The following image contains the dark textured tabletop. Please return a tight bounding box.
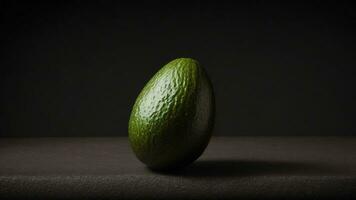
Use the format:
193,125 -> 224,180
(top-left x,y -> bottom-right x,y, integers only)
0,137 -> 355,199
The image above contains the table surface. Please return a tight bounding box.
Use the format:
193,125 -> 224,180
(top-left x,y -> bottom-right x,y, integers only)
0,137 -> 355,199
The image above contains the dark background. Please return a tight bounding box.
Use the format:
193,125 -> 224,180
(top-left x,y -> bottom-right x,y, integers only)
0,1 -> 355,137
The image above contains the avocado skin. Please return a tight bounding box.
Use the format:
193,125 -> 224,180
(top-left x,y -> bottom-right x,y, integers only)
128,58 -> 215,170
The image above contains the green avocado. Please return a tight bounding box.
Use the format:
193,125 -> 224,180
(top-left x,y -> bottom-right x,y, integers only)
128,58 -> 215,170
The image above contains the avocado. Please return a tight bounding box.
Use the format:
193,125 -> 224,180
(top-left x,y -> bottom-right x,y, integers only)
128,58 -> 215,170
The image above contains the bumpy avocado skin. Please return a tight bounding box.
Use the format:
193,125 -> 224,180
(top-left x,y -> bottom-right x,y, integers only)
128,58 -> 215,170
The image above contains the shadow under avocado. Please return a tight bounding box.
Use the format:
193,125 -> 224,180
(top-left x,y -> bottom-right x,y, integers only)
150,159 -> 339,178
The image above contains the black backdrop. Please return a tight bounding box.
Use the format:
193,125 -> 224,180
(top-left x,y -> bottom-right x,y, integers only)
1,1 -> 355,137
